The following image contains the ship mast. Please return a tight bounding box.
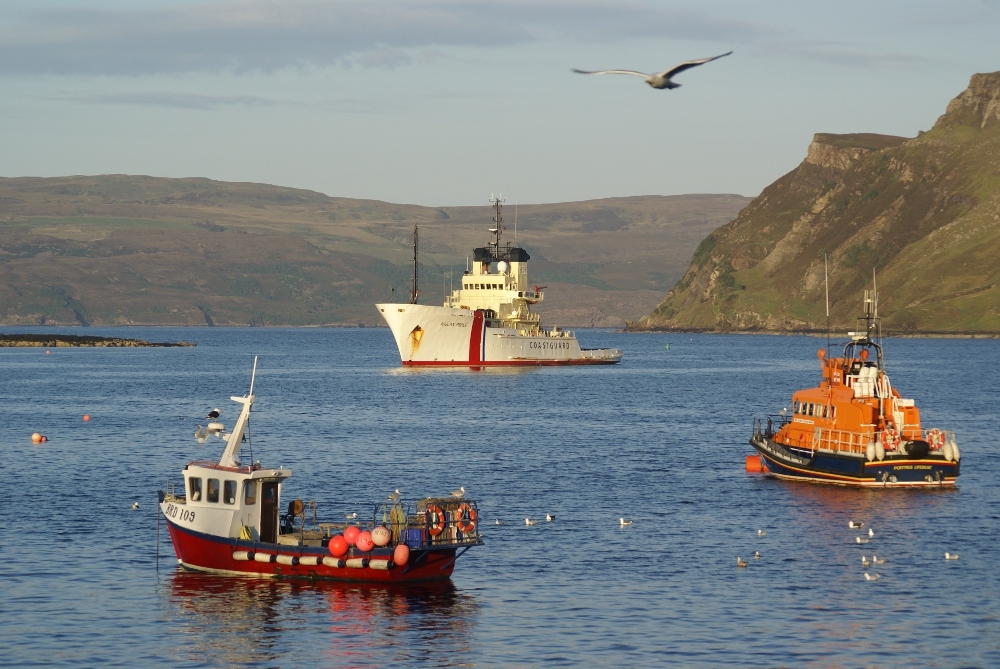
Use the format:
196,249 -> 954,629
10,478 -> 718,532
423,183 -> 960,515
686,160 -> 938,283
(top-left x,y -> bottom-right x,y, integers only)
409,224 -> 419,304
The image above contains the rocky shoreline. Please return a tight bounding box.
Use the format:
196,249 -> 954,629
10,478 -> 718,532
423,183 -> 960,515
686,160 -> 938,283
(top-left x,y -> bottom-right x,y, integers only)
0,333 -> 196,347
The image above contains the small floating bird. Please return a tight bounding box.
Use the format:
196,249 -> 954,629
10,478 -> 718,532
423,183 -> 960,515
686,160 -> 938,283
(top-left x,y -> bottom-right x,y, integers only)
495,519 -> 506,526
861,556 -> 870,567
864,572 -> 881,581
451,486 -> 466,499
345,512 -> 357,519
856,537 -> 870,544
753,551 -> 761,560
206,408 -> 221,419
872,555 -> 886,565
737,556 -> 748,568
546,514 -> 555,522
849,520 -> 865,529
945,552 -> 960,560
387,489 -> 400,502
758,529 -> 767,537
572,51 -> 732,90
620,518 -> 633,527
869,528 -> 875,538
525,518 -> 537,526
131,502 -> 139,510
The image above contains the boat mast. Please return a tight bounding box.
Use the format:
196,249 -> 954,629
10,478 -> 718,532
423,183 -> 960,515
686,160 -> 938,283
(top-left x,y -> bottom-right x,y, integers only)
409,224 -> 419,304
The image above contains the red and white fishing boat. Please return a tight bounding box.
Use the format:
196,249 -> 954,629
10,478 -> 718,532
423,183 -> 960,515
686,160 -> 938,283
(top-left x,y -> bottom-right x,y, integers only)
158,359 -> 482,582
376,196 -> 623,366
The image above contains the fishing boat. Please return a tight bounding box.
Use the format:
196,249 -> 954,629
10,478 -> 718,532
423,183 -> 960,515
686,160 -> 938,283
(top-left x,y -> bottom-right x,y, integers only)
749,289 -> 960,487
158,359 -> 483,581
376,196 -> 623,366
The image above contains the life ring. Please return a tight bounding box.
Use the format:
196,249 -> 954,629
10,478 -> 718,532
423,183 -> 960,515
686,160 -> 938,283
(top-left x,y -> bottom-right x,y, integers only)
926,428 -> 945,450
426,504 -> 446,537
880,427 -> 900,451
456,503 -> 477,533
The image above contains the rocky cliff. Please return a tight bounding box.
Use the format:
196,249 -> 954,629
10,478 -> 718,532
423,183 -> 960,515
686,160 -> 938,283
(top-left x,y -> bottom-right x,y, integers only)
632,71 -> 1000,334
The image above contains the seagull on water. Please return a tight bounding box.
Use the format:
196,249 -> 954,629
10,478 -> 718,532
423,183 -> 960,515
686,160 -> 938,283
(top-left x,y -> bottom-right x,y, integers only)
849,520 -> 865,529
620,517 -> 633,527
945,552 -> 960,560
525,518 -> 538,526
737,557 -> 748,568
387,489 -> 400,502
758,529 -> 767,537
753,551 -> 761,560
856,537 -> 870,544
495,519 -> 506,526
546,514 -> 555,522
451,486 -> 466,499
206,408 -> 221,419
869,528 -> 875,538
131,502 -> 139,510
864,572 -> 881,581
873,555 -> 886,565
345,512 -> 357,519
572,51 -> 732,90
861,555 -> 870,567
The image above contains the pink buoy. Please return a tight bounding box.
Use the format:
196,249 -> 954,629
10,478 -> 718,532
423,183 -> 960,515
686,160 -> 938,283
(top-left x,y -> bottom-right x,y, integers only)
356,530 -> 374,552
371,526 -> 391,547
328,535 -> 348,557
343,525 -> 361,546
393,543 -> 410,566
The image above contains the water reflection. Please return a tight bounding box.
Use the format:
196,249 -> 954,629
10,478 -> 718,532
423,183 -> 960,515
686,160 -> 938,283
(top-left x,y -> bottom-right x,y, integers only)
164,570 -> 478,668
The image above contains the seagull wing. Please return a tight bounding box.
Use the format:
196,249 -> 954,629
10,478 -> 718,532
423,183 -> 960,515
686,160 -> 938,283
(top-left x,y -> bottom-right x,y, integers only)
572,69 -> 649,78
658,51 -> 732,80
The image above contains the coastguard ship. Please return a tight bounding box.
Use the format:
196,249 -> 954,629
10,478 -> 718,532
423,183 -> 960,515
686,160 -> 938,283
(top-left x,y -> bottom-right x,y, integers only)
377,197 -> 623,367
159,359 -> 482,582
748,289 -> 960,487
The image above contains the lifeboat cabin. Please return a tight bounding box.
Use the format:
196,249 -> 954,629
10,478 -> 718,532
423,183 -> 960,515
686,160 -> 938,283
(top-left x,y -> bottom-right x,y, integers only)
750,294 -> 960,487
159,369 -> 482,582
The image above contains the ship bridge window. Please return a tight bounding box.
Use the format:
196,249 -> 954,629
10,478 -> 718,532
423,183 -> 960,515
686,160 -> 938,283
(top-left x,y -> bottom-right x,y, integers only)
188,477 -> 202,502
224,480 -> 237,505
244,480 -> 257,505
207,478 -> 220,503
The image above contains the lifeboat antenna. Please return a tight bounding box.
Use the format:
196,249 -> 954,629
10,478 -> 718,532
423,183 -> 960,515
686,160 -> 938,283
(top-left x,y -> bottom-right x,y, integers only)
514,199 -> 518,246
409,224 -> 419,304
825,253 -> 830,356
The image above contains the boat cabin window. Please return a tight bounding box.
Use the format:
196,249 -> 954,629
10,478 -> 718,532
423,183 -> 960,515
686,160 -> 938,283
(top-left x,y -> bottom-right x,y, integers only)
244,480 -> 257,505
188,477 -> 202,502
224,480 -> 237,505
207,478 -> 220,503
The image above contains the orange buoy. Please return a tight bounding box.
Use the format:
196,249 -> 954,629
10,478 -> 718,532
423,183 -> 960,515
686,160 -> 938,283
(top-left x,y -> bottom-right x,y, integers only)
83,414 -> 91,422
393,543 -> 410,566
328,535 -> 348,557
745,454 -> 764,473
343,525 -> 361,546
31,432 -> 43,444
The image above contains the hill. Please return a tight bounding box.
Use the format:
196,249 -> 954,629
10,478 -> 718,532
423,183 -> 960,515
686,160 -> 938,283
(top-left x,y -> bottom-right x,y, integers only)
631,71 -> 1000,334
0,177 -> 748,326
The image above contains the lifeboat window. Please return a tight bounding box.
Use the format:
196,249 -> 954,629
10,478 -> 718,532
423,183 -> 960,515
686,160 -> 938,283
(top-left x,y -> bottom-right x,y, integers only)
224,480 -> 237,505
188,477 -> 202,501
207,478 -> 220,503
244,480 -> 257,505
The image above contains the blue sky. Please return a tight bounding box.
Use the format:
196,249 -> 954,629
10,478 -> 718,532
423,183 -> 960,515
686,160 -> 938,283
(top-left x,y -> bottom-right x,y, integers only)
2,0 -> 998,205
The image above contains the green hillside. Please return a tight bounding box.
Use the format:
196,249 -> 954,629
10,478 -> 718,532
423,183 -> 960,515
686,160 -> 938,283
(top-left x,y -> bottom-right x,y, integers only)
632,70 -> 1000,334
0,176 -> 747,326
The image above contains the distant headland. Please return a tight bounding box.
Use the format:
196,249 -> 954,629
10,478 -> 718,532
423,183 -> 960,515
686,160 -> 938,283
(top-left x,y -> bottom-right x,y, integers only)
0,333 -> 195,347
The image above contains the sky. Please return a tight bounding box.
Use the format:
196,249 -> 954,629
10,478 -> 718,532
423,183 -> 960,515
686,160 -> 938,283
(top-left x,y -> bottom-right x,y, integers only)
1,0 -> 999,206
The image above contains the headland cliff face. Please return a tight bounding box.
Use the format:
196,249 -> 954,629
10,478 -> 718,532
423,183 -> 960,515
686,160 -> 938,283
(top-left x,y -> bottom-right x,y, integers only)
632,71 -> 1000,334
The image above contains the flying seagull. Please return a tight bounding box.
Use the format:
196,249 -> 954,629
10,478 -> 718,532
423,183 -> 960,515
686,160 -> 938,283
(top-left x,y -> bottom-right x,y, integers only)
572,51 -> 732,90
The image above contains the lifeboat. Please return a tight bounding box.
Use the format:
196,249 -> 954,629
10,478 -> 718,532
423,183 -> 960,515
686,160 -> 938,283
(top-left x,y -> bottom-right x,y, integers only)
749,289 -> 960,487
158,358 -> 483,582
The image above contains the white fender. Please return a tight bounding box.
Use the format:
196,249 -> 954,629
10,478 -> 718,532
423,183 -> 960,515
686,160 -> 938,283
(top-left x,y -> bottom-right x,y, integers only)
345,558 -> 369,569
232,551 -> 253,561
950,439 -> 960,461
298,556 -> 322,566
941,440 -> 954,462
369,559 -> 392,570
875,441 -> 885,461
322,557 -> 344,568
866,442 -> 876,462
275,554 -> 297,566
254,552 -> 275,563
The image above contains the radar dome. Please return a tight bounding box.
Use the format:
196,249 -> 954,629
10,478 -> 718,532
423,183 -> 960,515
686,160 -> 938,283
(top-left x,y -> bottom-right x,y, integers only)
497,261 -> 509,275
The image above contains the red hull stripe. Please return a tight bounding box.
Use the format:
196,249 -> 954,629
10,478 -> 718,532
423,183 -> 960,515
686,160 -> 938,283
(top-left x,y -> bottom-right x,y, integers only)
402,359 -> 619,367
469,311 -> 485,363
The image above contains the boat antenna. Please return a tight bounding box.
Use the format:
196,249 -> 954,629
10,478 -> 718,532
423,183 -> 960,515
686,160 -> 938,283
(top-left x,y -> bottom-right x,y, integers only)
514,199 -> 518,246
409,224 -> 419,304
825,253 -> 830,355
247,355 -> 257,464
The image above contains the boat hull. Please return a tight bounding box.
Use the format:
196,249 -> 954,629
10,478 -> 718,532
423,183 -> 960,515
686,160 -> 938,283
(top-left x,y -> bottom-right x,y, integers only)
750,436 -> 959,488
163,516 -> 460,583
376,303 -> 622,366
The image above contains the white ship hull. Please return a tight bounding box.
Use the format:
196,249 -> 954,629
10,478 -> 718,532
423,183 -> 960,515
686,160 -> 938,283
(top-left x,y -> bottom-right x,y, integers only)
377,303 -> 622,366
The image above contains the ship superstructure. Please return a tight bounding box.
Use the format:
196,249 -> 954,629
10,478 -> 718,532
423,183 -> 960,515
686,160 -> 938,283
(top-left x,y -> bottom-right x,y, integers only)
377,197 -> 622,366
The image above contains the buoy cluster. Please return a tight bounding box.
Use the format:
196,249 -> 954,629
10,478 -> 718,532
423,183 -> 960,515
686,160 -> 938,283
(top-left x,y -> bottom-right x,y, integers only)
31,432 -> 48,444
328,524 -> 410,567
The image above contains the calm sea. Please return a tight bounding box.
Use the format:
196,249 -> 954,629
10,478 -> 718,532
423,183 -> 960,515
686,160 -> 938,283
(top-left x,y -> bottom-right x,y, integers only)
1,327 -> 997,668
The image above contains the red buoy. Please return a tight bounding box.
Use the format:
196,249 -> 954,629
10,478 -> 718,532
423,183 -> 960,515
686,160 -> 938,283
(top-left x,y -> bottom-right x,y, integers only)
343,525 -> 361,546
83,414 -> 91,422
393,543 -> 410,566
328,535 -> 348,557
355,531 -> 374,552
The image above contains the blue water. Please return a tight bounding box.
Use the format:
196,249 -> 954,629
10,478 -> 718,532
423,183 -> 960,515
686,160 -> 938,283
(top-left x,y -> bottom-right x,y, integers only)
1,328 -> 998,668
